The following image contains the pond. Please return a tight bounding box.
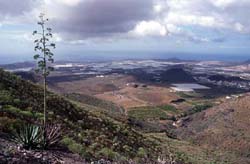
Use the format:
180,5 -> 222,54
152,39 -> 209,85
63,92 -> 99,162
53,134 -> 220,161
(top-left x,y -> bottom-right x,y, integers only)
171,83 -> 210,92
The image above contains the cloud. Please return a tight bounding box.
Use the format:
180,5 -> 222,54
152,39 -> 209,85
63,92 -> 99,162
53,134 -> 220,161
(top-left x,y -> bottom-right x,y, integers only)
212,37 -> 226,43
0,0 -> 36,16
164,0 -> 250,32
53,0 -> 82,7
1,0 -> 250,43
132,21 -> 168,37
129,0 -> 250,42
209,0 -> 250,8
0,0 -> 42,25
44,0 -> 155,40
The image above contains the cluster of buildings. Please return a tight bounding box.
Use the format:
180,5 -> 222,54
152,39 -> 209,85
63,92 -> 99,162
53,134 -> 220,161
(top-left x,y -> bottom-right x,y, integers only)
196,76 -> 250,91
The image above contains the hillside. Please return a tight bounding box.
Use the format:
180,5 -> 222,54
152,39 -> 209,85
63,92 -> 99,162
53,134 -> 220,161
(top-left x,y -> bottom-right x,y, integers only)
0,62 -> 35,70
0,69 -> 172,163
161,68 -> 196,83
65,93 -> 123,112
174,94 -> 250,164
2,68 -> 250,163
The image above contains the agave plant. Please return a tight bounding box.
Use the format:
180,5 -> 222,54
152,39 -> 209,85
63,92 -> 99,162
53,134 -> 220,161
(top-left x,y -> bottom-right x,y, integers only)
12,124 -> 42,150
42,124 -> 63,149
12,123 -> 63,150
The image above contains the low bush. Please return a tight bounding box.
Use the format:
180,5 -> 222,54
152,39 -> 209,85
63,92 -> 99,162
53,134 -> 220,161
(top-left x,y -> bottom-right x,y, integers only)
2,105 -> 43,120
159,105 -> 179,114
97,147 -> 120,160
128,108 -> 168,121
186,103 -> 213,115
137,147 -> 147,158
61,137 -> 87,156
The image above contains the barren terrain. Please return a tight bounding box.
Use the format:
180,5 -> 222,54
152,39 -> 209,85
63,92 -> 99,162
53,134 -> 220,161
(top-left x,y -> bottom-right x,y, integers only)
96,85 -> 178,109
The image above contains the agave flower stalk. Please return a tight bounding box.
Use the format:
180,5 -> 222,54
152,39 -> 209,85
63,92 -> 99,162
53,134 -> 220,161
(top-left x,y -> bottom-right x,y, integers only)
33,13 -> 56,147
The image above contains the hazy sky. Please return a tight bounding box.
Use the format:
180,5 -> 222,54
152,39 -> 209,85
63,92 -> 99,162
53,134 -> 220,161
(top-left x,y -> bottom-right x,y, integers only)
0,0 -> 250,62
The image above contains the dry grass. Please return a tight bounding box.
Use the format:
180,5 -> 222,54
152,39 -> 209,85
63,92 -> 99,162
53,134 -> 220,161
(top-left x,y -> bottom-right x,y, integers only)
96,85 -> 179,109
174,94 -> 250,164
53,74 -> 180,109
53,75 -> 135,95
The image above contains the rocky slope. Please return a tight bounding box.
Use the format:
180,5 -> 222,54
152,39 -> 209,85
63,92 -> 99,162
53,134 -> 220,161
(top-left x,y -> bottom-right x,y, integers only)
174,94 -> 250,163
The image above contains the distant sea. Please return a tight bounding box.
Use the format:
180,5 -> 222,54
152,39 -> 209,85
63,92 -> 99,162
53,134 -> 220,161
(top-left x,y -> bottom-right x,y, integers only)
0,51 -> 249,64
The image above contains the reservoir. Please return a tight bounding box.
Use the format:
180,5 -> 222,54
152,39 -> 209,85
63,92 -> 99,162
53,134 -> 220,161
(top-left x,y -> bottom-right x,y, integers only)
171,83 -> 210,92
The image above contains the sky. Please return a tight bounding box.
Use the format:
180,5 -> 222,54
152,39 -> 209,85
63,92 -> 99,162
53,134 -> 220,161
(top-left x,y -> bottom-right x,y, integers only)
0,0 -> 250,63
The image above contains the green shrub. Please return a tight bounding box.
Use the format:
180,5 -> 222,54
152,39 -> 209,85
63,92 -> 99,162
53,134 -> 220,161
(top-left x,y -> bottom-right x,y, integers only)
3,105 -> 20,114
89,142 -> 99,151
122,145 -> 132,155
0,117 -> 23,132
61,137 -> 87,156
97,147 -> 120,160
33,112 -> 43,119
20,110 -> 33,117
186,103 -> 213,115
13,98 -> 21,105
193,104 -> 212,112
69,143 -> 85,156
2,105 -> 43,120
159,105 -> 178,113
137,147 -> 147,158
0,90 -> 13,104
128,108 -> 168,121
61,137 -> 74,145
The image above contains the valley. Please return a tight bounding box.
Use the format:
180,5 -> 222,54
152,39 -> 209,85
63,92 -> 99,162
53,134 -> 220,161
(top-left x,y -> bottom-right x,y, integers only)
1,59 -> 250,163
4,59 -> 249,109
